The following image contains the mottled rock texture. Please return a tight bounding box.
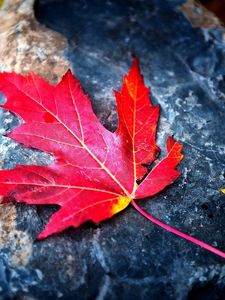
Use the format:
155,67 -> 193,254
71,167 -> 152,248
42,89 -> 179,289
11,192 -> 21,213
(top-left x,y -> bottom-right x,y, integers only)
179,0 -> 223,28
0,0 -> 69,83
0,0 -> 225,299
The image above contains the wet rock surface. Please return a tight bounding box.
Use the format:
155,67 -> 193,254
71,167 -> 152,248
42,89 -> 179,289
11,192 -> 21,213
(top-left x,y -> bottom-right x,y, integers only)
0,0 -> 225,299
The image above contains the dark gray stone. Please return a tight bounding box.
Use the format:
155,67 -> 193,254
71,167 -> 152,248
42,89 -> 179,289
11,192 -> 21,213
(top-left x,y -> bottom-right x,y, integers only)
0,0 -> 225,299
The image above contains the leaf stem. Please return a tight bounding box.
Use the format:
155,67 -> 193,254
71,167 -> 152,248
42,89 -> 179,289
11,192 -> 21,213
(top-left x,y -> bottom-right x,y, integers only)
131,200 -> 225,259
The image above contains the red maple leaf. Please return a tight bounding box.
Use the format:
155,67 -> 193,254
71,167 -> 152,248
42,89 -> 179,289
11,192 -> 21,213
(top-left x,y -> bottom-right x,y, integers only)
0,58 -> 224,259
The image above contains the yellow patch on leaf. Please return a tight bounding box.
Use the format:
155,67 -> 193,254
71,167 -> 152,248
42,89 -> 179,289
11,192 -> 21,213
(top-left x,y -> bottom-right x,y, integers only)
111,196 -> 131,214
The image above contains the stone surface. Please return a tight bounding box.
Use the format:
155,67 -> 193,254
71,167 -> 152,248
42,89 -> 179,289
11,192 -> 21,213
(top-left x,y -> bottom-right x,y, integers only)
0,0 -> 225,299
0,0 -> 69,84
179,0 -> 223,28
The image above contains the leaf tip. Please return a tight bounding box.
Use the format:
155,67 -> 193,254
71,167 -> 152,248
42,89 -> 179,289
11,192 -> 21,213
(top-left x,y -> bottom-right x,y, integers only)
131,55 -> 140,72
37,229 -> 50,240
166,136 -> 183,155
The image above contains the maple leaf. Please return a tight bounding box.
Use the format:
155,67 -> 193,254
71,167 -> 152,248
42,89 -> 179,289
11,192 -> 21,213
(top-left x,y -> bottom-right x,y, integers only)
0,58 -> 224,260
0,58 -> 182,238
